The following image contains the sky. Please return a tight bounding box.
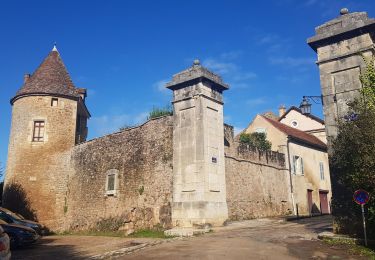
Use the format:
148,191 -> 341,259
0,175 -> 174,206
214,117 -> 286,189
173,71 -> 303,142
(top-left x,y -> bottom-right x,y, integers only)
1,0 -> 375,169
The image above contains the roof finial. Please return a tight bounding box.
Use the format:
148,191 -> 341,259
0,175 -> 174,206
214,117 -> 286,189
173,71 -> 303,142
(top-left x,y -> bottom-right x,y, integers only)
340,8 -> 349,15
193,59 -> 200,66
52,42 -> 58,52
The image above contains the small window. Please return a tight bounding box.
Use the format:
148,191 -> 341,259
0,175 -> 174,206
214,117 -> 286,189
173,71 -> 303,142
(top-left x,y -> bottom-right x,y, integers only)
292,155 -> 304,175
319,162 -> 324,180
255,128 -> 266,134
291,120 -> 298,128
105,169 -> 119,196
51,98 -> 58,107
32,121 -> 45,142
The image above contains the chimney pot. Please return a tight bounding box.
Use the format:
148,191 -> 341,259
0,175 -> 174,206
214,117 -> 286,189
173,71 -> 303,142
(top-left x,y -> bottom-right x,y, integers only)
24,74 -> 31,83
279,105 -> 286,118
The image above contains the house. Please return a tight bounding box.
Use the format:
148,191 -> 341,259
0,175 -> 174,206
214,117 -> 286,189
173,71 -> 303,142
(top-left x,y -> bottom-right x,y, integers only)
278,106 -> 327,144
245,113 -> 332,216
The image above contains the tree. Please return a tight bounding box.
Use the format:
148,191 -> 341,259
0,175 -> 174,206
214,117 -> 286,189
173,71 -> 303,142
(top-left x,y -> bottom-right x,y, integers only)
239,132 -> 272,151
330,56 -> 375,239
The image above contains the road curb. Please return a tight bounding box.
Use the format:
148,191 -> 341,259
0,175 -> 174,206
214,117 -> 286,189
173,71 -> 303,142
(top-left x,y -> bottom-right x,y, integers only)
89,237 -> 187,259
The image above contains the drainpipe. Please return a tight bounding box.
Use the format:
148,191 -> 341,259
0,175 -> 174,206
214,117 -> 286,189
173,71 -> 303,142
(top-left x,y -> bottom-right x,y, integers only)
286,136 -> 296,215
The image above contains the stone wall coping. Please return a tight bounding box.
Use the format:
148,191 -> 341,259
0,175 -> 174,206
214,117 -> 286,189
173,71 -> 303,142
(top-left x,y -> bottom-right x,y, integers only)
75,115 -> 173,147
225,154 -> 287,171
226,141 -> 286,168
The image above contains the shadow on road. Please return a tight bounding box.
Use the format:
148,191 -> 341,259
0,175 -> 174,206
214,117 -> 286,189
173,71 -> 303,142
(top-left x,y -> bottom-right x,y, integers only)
288,215 -> 333,233
11,237 -> 86,260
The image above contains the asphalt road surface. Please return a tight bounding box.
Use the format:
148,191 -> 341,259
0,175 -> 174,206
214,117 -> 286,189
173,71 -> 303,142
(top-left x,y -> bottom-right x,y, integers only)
12,216 -> 368,260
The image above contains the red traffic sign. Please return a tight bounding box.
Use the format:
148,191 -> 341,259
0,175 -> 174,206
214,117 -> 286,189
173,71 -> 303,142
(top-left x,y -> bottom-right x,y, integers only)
353,189 -> 370,205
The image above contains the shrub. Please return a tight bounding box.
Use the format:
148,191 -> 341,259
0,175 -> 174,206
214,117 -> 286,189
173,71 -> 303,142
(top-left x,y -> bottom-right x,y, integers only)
147,105 -> 173,120
239,132 -> 272,151
330,56 -> 375,239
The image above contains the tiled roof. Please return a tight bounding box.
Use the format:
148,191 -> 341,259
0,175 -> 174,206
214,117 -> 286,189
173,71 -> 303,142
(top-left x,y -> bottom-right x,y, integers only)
11,49 -> 80,104
278,106 -> 325,124
263,116 -> 327,150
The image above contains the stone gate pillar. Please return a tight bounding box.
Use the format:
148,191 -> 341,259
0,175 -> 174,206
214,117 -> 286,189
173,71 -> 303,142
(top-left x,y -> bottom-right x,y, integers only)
166,60 -> 229,229
307,8 -> 375,146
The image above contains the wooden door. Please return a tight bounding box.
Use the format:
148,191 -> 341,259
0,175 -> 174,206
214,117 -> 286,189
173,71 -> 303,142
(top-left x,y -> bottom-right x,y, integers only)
319,191 -> 329,214
307,190 -> 313,215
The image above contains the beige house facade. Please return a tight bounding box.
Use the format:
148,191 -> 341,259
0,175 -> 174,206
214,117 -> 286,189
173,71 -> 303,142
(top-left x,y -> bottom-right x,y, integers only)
245,114 -> 332,216
279,106 -> 327,144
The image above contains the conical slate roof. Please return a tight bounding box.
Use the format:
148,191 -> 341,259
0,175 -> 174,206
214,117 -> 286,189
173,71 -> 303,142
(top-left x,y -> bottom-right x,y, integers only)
11,47 -> 81,104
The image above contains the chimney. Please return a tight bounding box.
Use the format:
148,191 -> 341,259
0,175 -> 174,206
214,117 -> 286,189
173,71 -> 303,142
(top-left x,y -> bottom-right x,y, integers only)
24,74 -> 31,83
279,105 -> 286,117
77,88 -> 87,101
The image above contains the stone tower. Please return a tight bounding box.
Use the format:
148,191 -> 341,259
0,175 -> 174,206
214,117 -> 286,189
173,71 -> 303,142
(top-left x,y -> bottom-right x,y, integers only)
3,46 -> 90,229
166,60 -> 229,228
307,8 -> 375,145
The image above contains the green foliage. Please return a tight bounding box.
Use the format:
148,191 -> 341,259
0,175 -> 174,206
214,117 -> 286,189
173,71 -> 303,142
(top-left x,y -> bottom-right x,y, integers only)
63,197 -> 68,214
129,229 -> 169,238
239,132 -> 272,151
94,217 -> 124,231
360,55 -> 375,109
331,56 -> 375,239
147,105 -> 173,120
138,185 -> 144,195
323,238 -> 375,258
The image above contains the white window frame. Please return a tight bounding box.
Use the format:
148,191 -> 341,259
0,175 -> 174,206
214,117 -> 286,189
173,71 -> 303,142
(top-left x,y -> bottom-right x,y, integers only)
255,128 -> 266,134
292,155 -> 304,175
32,120 -> 45,142
105,169 -> 119,196
319,162 -> 325,180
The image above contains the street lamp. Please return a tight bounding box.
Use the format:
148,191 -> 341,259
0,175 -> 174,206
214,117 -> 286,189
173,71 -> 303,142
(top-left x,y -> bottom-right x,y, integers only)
299,95 -> 323,115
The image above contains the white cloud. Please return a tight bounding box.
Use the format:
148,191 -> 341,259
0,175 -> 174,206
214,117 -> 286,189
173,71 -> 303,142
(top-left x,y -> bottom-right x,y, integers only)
233,126 -> 245,136
224,115 -> 231,122
202,54 -> 257,90
153,79 -> 169,93
203,59 -> 238,75
134,112 -> 149,124
232,72 -> 257,81
269,56 -> 315,67
246,97 -> 267,107
220,50 -> 243,60
89,114 -> 131,136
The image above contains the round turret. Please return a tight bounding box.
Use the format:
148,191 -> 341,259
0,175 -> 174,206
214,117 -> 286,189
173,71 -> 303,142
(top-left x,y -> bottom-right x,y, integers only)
3,47 -> 90,229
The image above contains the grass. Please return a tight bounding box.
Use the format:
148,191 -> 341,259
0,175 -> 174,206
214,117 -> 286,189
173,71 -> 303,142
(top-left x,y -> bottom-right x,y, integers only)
323,238 -> 375,259
57,229 -> 170,239
129,229 -> 169,238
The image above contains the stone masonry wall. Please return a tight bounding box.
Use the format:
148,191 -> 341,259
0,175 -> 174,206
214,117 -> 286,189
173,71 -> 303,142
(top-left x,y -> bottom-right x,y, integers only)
224,127 -> 292,220
65,116 -> 173,233
3,96 -> 78,230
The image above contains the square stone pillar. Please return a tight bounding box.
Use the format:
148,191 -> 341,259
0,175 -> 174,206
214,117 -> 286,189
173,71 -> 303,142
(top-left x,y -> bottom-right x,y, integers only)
307,8 -> 375,147
166,60 -> 229,227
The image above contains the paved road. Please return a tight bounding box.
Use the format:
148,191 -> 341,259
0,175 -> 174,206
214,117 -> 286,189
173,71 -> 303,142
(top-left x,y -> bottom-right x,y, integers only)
118,216 -> 366,260
12,216 -> 367,260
